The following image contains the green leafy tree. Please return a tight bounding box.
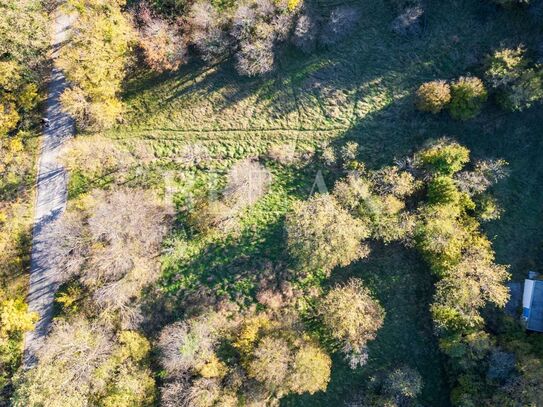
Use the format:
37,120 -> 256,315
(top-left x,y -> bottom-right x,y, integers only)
416,140 -> 470,176
318,279 -> 385,364
449,76 -> 488,120
286,194 -> 371,276
485,47 -> 543,111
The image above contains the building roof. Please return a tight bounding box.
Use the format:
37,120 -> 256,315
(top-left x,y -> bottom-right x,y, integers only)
523,279 -> 543,332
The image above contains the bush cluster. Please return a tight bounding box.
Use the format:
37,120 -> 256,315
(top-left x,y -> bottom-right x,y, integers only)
416,77 -> 487,120
485,47 -> 543,111
158,310 -> 332,405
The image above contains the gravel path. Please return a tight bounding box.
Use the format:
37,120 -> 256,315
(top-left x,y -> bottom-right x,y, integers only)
23,11 -> 74,367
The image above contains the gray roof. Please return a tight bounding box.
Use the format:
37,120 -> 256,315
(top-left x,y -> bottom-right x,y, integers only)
527,281 -> 543,332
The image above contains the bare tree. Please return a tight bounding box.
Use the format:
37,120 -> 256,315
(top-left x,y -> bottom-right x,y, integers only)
223,159 -> 272,210
139,17 -> 188,72
189,1 -> 231,63
319,6 -> 361,46
236,38 -> 275,76
292,14 -> 319,53
39,211 -> 89,282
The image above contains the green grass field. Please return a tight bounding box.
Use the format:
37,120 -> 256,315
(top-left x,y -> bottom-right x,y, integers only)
66,0 -> 543,404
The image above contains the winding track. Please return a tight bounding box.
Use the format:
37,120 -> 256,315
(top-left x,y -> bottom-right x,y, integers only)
23,11 -> 74,366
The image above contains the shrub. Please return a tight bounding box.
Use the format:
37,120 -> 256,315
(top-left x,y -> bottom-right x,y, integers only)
188,200 -> 236,233
286,194 -> 371,274
267,143 -> 299,165
391,6 -> 424,37
385,366 -> 423,399
477,195 -> 502,221
0,101 -> 20,136
492,0 -> 531,6
497,69 -> 543,111
292,13 -> 319,53
321,145 -> 336,166
340,141 -> 359,162
485,47 -> 527,88
318,279 -> 385,356
223,159 -> 272,210
151,0 -> 192,15
449,76 -> 488,120
415,80 -> 451,113
319,6 -> 361,46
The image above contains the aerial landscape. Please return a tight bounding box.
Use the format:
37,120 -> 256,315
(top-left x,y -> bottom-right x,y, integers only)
1,0 -> 543,406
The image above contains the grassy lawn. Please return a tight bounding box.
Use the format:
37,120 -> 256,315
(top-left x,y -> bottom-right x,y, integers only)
65,0 -> 543,405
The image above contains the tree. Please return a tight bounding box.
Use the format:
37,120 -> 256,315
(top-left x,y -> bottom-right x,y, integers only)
0,0 -> 48,68
236,38 -> 276,76
159,310 -> 332,404
431,246 -> 510,334
448,76 -> 488,120
319,6 -> 361,46
485,47 -> 543,111
231,0 -> 295,76
318,279 -> 385,364
158,313 -> 226,377
247,336 -> 291,388
42,189 -> 172,322
287,343 -> 331,395
333,173 -> 414,243
427,176 -> 461,205
0,297 -> 37,391
286,194 -> 371,275
292,13 -> 319,54
138,16 -> 188,72
416,139 -> 470,176
385,366 -> 423,400
13,318 -> 155,407
58,0 -> 134,130
415,80 -> 451,113
188,1 -> 231,63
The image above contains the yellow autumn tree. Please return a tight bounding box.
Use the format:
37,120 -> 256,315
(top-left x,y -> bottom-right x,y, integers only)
58,0 -> 134,130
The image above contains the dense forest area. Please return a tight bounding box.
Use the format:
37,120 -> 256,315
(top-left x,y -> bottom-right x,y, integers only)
2,0 -> 543,406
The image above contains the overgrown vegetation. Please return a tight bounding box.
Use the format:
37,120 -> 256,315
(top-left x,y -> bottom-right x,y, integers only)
7,0 -> 543,406
0,0 -> 48,402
